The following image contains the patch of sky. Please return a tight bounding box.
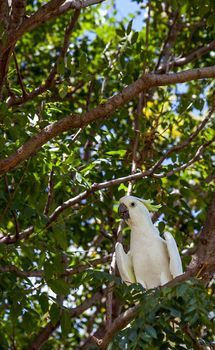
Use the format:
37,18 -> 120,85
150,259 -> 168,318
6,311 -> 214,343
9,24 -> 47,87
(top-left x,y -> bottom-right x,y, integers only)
175,83 -> 189,95
115,0 -> 144,31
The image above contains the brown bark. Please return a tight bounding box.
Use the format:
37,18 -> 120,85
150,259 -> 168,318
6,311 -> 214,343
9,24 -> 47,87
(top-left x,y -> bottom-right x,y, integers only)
0,65 -> 215,175
189,191 -> 215,278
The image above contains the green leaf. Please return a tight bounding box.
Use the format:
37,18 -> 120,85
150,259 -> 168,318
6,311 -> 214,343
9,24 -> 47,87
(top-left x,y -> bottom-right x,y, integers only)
61,309 -> 71,337
44,261 -> 54,280
127,20 -> 133,35
75,172 -> 83,183
145,325 -> 157,339
176,283 -> 188,298
59,84 -> 68,99
48,278 -> 70,295
116,28 -> 125,37
106,150 -> 127,156
49,303 -> 61,325
131,31 -> 139,44
39,293 -> 49,314
57,59 -> 65,75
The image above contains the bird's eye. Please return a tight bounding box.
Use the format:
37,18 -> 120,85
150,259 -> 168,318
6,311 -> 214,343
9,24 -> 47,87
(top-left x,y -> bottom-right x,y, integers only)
130,202 -> 135,207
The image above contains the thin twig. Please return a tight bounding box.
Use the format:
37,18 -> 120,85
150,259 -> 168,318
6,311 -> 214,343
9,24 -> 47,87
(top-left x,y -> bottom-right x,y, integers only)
43,169 -> 55,215
13,51 -> 27,96
93,268 -> 200,350
1,134 -> 213,246
155,9 -> 179,72
47,104 -> 215,224
3,175 -> 20,237
106,94 -> 143,329
8,9 -> 81,107
145,0 -> 151,50
27,289 -> 104,350
182,324 -> 208,350
1,65 -> 215,174
0,104 -> 213,245
0,160 -> 29,222
158,40 -> 215,73
0,255 -> 111,278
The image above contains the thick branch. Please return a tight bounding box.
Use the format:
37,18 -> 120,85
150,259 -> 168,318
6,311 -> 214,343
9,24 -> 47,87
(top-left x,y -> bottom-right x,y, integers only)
93,305 -> 140,350
0,46 -> 14,97
12,0 -> 66,39
0,65 -> 215,175
94,269 -> 199,350
10,0 -> 26,30
0,225 -> 34,244
189,191 -> 215,274
0,133 -> 212,246
3,0 -> 105,55
45,0 -> 105,19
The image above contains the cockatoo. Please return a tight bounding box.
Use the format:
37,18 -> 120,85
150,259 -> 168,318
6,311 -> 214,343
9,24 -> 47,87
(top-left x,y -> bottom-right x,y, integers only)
115,196 -> 183,289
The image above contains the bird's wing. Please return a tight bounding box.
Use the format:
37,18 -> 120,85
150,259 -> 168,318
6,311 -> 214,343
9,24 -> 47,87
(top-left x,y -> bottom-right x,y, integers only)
164,232 -> 183,278
115,242 -> 136,284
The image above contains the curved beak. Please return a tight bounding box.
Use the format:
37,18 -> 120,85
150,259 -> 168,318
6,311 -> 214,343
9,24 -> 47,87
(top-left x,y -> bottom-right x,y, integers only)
118,203 -> 130,219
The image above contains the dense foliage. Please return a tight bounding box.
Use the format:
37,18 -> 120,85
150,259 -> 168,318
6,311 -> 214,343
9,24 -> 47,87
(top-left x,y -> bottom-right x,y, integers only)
0,0 -> 214,349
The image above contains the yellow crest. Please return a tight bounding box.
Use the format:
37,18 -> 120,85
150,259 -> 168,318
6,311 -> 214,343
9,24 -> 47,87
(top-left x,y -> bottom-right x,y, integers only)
137,198 -> 161,212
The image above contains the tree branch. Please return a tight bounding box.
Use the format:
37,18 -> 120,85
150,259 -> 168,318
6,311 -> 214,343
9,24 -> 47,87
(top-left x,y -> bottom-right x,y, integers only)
10,0 -> 26,30
43,168 -> 55,216
48,133 -> 214,225
189,191 -> 215,278
0,225 -> 34,244
8,9 -> 81,107
63,255 -> 111,276
182,324 -> 209,350
1,65 -> 215,175
93,190 -> 215,350
93,268 -> 201,350
3,0 -> 105,56
158,40 -> 215,73
27,290 -> 104,350
44,0 -> 106,20
10,0 -> 66,41
93,304 -> 140,349
0,265 -> 43,277
0,132 -> 212,246
155,9 -> 180,72
154,135 -> 215,178
13,50 -> 27,96
0,255 -> 111,278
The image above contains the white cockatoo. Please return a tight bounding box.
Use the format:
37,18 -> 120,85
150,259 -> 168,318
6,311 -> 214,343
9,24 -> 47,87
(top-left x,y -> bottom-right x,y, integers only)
115,196 -> 183,289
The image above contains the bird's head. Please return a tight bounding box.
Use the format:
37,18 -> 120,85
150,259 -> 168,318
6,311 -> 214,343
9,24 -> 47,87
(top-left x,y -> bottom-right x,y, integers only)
118,195 -> 161,227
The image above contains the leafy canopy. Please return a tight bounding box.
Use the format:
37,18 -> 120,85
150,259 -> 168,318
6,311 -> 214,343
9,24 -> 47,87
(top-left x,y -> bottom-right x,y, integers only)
0,0 -> 214,349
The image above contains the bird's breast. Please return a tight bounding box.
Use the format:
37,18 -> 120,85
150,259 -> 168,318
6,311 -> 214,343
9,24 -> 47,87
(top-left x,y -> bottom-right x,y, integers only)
130,231 -> 172,288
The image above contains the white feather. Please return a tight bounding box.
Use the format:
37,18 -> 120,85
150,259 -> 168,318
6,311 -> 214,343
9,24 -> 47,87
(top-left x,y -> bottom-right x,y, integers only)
164,232 -> 183,278
115,242 -> 136,284
115,196 -> 183,289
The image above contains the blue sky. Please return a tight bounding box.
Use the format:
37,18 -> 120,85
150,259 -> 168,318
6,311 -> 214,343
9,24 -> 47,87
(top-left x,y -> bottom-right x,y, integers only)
115,0 -> 143,30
